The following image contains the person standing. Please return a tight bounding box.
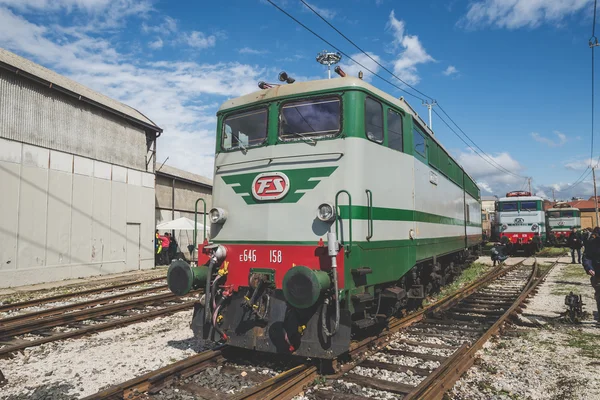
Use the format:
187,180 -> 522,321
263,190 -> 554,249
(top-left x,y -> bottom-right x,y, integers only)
160,233 -> 171,265
582,227 -> 600,322
567,227 -> 583,264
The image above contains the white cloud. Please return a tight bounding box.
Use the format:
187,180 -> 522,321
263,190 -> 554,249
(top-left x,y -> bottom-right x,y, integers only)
0,5 -> 268,177
443,65 -> 458,76
531,130 -> 567,147
338,52 -> 381,81
301,1 -> 336,19
142,16 -> 177,35
387,10 -> 434,85
457,150 -> 526,196
148,37 -> 163,49
181,31 -> 216,49
462,0 -> 590,29
238,47 -> 269,55
537,180 -> 594,200
0,0 -> 152,31
564,158 -> 594,170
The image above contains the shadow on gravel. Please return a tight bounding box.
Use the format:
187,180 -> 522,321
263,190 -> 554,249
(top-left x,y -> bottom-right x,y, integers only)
553,280 -> 587,286
3,382 -> 78,400
167,337 -> 204,352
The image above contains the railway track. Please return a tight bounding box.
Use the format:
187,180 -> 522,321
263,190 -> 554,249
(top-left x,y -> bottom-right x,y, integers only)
0,276 -> 166,313
0,276 -> 202,357
82,256 -> 555,400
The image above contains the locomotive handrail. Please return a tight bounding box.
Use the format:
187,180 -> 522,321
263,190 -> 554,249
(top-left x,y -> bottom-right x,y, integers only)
193,198 -> 207,259
366,189 -> 373,241
335,190 -> 352,254
215,152 -> 344,171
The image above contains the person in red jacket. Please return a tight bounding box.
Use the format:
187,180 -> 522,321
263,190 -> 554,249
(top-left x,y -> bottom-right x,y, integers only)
160,233 -> 171,265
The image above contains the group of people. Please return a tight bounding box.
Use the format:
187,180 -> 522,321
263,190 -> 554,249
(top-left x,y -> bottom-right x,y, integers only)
567,226 -> 600,322
155,230 -> 178,266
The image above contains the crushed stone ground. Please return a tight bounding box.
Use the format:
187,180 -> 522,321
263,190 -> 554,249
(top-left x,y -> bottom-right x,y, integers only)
0,309 -> 206,399
449,257 -> 600,400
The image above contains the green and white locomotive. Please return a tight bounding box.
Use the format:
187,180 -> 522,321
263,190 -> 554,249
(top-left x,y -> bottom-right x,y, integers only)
167,75 -> 482,358
546,202 -> 581,246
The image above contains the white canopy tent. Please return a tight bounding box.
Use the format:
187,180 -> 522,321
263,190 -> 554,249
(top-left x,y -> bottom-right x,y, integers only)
156,217 -> 206,231
156,217 -> 209,261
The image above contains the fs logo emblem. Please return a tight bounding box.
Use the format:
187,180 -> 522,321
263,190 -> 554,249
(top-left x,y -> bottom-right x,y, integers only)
514,218 -> 525,225
252,172 -> 290,201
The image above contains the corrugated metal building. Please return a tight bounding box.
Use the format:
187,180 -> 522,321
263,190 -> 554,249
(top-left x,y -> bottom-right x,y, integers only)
0,48 -> 162,288
155,164 -> 212,259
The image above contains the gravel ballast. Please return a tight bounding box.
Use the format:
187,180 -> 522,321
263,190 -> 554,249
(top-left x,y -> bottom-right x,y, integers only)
449,259 -> 600,400
0,309 -> 205,399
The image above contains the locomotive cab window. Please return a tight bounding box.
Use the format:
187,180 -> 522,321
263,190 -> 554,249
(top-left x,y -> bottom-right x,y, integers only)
279,97 -> 341,142
365,97 -> 383,143
500,202 -> 517,211
520,201 -> 538,211
413,127 -> 426,158
387,109 -> 403,151
561,211 -> 575,217
222,108 -> 268,150
548,211 -> 560,218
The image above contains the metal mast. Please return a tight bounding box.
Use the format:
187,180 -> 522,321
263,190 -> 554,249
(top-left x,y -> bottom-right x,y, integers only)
316,51 -> 342,79
422,100 -> 437,130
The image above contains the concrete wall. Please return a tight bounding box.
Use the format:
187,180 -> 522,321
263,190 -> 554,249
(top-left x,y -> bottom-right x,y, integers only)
0,69 -> 150,171
0,138 -> 155,288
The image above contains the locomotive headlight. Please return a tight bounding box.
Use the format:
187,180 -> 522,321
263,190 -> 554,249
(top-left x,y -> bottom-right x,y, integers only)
317,203 -> 336,222
209,207 -> 228,224
501,224 -> 508,231
531,224 -> 539,231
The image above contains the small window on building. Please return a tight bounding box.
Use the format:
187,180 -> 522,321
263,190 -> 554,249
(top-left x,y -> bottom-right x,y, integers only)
413,127 -> 426,158
501,202 -> 518,211
223,108 -> 268,150
387,109 -> 403,152
365,97 -> 383,143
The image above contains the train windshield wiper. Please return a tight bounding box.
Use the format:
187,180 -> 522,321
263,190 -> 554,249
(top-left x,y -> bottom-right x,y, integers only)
230,132 -> 248,154
287,130 -> 316,146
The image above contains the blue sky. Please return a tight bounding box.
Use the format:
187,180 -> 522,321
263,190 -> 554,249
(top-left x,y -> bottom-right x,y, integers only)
0,0 -> 596,199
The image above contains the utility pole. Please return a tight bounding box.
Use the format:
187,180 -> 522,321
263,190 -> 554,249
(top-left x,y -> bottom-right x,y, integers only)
552,188 -> 556,202
422,100 -> 437,130
593,167 -> 599,228
528,177 -> 532,194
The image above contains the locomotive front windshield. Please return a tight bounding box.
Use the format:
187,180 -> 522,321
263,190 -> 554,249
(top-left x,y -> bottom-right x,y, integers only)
222,108 -> 268,150
548,211 -> 561,218
520,201 -> 538,211
279,97 -> 341,141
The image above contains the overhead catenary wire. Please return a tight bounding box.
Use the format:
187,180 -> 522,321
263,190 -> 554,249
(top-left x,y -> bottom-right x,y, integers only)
557,0 -> 600,194
292,0 -> 528,181
300,0 -> 434,102
432,108 -> 524,180
263,0 -> 426,102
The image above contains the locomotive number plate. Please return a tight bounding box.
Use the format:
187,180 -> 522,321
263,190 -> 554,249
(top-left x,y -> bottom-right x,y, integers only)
238,249 -> 283,264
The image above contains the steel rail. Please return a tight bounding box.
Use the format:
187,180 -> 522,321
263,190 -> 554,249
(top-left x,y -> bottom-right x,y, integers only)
0,276 -> 166,313
81,348 -> 225,400
338,257 -> 530,373
0,300 -> 196,357
0,284 -> 168,326
81,258 -> 536,400
403,259 -> 556,400
0,292 -> 181,338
